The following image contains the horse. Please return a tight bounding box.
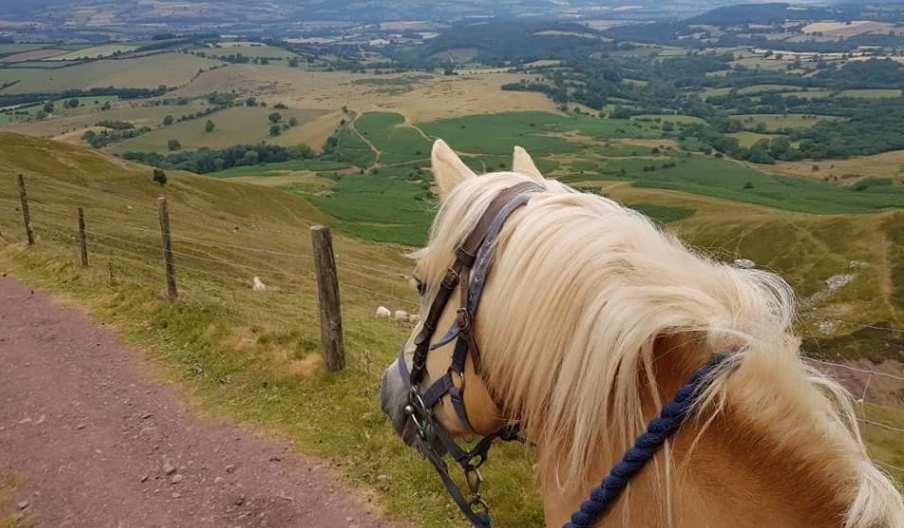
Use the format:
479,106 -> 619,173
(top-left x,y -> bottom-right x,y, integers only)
381,139 -> 904,527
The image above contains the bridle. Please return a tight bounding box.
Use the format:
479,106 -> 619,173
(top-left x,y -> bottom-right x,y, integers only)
396,180 -> 541,527
395,181 -> 732,528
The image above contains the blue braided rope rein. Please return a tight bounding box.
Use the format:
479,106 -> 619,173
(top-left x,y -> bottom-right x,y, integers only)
564,353 -> 731,528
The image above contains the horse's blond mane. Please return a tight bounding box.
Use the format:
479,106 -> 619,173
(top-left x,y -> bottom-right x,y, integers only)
415,171 -> 903,527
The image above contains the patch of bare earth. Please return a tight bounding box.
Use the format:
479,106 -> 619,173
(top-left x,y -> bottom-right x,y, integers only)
0,275 -> 400,528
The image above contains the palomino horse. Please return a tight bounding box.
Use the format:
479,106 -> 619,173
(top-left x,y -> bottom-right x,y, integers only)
381,139 -> 904,527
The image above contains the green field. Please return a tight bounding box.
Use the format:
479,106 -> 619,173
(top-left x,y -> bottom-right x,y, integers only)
355,112 -> 431,164
111,107 -> 329,153
0,53 -> 222,93
729,113 -> 843,131
52,44 -> 140,61
201,43 -> 298,59
571,155 -> 904,215
632,114 -> 705,124
208,158 -> 350,178
838,89 -> 903,99
728,131 -> 779,148
0,132 -> 543,527
418,111 -> 661,156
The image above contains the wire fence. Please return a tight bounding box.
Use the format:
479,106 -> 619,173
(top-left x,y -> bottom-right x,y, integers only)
1,176 -> 902,473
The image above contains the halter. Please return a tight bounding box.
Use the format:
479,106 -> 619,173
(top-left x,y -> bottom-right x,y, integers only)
395,181 -> 732,528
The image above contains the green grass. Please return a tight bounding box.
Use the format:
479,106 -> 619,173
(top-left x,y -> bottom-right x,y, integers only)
0,132 -> 542,527
208,159 -> 350,178
418,111 -> 661,156
728,131 -> 779,148
304,165 -> 435,246
355,112 -> 431,164
111,107 -> 329,153
838,89 -> 902,99
333,125 -> 377,168
626,203 -> 696,224
0,53 -> 221,94
729,114 -> 843,132
203,43 -> 298,59
883,212 -> 904,310
575,155 -> 904,214
52,44 -> 140,61
632,114 -> 705,124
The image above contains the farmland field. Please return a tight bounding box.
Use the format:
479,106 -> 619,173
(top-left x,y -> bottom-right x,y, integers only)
729,131 -> 779,148
0,53 -> 222,93
729,113 -> 843,131
200,43 -> 298,59
51,44 -> 140,61
0,7 -> 903,524
110,106 -> 330,153
838,89 -> 903,99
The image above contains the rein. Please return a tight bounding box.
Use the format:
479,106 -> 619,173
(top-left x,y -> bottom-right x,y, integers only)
397,182 -> 733,527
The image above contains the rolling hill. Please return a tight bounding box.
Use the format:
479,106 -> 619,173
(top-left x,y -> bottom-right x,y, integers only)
0,133 -> 901,522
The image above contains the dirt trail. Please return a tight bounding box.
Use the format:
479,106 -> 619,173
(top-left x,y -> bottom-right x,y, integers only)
0,275 -> 398,528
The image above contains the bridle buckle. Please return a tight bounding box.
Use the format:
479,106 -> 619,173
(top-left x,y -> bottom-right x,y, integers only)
456,308 -> 472,333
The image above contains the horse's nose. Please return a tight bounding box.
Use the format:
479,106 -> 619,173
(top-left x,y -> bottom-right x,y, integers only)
380,360 -> 413,442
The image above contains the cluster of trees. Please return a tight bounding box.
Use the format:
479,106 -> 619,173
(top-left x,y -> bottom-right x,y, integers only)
265,111 -> 300,136
122,143 -> 314,174
83,122 -> 151,149
0,86 -> 167,109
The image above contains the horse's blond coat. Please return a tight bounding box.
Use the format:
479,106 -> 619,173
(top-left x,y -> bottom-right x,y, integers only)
411,140 -> 903,527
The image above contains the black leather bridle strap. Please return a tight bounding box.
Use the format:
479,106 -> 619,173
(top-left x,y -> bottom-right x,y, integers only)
410,181 -> 543,385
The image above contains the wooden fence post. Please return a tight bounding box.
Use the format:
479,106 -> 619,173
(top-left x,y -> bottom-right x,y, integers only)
77,207 -> 88,267
310,225 -> 345,372
17,174 -> 34,246
157,196 -> 178,301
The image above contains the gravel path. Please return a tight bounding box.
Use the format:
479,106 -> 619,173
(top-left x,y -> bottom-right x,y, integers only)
0,275 -> 396,528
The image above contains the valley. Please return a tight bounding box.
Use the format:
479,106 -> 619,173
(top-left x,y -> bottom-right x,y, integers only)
0,1 -> 903,525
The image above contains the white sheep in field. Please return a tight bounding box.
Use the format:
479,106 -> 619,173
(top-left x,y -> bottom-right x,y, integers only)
251,276 -> 267,291
408,313 -> 420,324
394,310 -> 409,322
375,306 -> 392,318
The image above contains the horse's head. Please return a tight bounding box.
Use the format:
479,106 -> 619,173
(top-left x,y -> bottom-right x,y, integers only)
380,140 -> 552,453
380,140 -> 904,528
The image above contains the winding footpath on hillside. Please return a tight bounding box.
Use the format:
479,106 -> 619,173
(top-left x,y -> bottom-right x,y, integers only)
0,275 -> 397,528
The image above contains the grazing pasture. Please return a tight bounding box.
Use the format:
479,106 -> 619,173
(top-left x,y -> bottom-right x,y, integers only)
52,44 -> 140,61
729,113 -> 843,131
0,53 -> 222,94
354,112 -> 431,164
568,154 -> 904,214
110,106 -> 329,153
171,67 -> 558,122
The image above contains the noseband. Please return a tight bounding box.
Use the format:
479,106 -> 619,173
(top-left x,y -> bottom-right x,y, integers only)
396,182 -> 732,527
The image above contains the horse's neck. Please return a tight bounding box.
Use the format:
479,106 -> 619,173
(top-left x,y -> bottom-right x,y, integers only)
537,336 -> 850,527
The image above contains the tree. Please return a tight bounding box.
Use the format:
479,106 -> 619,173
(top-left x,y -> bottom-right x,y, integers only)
66,98 -> 80,109
163,115 -> 174,126
269,124 -> 282,137
268,112 -> 282,124
168,139 -> 182,151
205,120 -> 215,133
288,117 -> 298,127
43,102 -> 54,114
153,168 -> 168,186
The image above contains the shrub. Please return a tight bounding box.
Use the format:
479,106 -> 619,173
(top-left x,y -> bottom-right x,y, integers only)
152,168 -> 167,186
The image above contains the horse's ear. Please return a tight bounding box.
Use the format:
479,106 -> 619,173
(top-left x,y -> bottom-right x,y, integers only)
512,146 -> 544,181
432,139 -> 475,198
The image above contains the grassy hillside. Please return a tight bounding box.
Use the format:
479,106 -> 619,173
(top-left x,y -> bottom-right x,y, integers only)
0,132 -> 542,527
0,133 -> 900,526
